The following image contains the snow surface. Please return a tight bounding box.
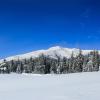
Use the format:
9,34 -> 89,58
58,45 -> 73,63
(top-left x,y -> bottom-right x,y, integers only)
0,72 -> 100,100
0,46 -> 95,63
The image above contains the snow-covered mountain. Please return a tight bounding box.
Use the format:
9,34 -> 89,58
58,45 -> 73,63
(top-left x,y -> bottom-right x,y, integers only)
0,46 -> 97,63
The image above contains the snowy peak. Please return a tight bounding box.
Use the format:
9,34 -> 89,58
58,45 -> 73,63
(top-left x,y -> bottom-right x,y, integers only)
0,46 -> 97,63
48,46 -> 63,50
47,46 -> 78,58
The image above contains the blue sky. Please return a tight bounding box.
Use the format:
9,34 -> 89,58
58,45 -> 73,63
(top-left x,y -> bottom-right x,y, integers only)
0,0 -> 100,58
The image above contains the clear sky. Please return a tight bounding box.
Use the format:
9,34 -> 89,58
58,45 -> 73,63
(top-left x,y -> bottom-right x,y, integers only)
0,0 -> 100,58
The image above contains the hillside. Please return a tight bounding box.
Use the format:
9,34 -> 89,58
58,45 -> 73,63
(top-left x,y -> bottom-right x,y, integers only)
0,46 -> 93,63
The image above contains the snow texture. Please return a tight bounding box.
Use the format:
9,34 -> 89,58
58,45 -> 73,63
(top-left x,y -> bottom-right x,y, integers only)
0,72 -> 100,100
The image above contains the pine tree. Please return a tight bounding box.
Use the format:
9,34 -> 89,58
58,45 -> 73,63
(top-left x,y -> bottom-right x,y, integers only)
62,57 -> 69,73
75,49 -> 84,72
92,50 -> 100,71
83,55 -> 89,72
69,52 -> 74,73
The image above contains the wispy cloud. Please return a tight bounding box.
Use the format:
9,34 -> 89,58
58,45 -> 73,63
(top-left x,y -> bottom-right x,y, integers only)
80,22 -> 85,31
80,8 -> 91,31
80,8 -> 90,18
87,35 -> 99,40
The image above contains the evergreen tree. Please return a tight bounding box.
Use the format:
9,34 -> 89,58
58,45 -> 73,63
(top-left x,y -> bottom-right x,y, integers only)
75,49 -> 84,72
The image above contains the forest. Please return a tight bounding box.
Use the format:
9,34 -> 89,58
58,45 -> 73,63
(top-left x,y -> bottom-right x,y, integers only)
0,50 -> 100,74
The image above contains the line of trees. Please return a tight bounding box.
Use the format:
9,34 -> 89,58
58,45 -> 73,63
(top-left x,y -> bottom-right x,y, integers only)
0,50 -> 100,74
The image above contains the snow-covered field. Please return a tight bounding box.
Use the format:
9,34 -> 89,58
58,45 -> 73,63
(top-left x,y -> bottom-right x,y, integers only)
0,72 -> 100,100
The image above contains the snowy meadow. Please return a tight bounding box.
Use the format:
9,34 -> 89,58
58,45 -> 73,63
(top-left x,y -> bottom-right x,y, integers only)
0,72 -> 100,100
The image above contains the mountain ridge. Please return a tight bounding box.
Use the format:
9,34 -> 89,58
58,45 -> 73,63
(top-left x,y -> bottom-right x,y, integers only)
0,46 -> 98,63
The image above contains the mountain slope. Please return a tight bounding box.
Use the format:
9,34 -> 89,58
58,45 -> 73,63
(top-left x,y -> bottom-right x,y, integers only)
0,46 -> 97,63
